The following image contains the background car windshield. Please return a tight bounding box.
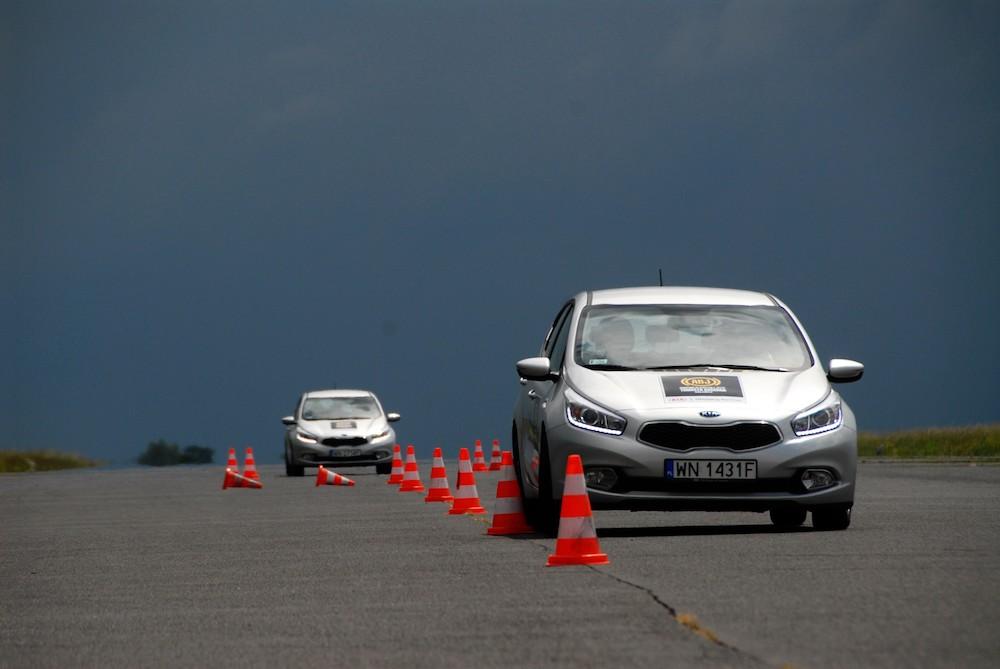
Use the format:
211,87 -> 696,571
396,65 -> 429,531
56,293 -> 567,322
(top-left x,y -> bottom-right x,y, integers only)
574,305 -> 811,371
301,397 -> 380,420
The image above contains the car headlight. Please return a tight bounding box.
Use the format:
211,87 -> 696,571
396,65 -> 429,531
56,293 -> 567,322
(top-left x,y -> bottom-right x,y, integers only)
296,430 -> 318,444
791,395 -> 843,436
369,429 -> 390,440
565,387 -> 627,435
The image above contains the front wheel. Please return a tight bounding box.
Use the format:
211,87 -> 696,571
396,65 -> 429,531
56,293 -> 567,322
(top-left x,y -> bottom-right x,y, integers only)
812,506 -> 852,531
375,462 -> 392,475
525,431 -> 560,537
769,507 -> 807,528
285,447 -> 304,477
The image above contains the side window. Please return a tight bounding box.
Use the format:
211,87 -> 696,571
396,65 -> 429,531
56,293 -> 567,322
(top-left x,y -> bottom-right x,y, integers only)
545,302 -> 575,371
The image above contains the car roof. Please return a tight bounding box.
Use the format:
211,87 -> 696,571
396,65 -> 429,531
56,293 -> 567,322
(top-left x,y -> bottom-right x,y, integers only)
584,286 -> 776,307
303,389 -> 376,399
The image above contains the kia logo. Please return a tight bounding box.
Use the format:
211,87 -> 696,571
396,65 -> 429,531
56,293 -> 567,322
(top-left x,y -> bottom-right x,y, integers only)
699,411 -> 721,418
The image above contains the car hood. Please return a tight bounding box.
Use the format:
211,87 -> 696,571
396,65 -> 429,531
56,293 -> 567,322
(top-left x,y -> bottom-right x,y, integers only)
568,366 -> 831,421
296,417 -> 386,437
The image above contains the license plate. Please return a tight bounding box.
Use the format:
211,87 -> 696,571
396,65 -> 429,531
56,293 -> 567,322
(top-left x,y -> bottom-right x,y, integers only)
332,448 -> 360,458
665,459 -> 757,480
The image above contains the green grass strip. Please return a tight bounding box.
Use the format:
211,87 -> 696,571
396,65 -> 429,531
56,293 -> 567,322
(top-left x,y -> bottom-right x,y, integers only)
858,424 -> 1000,458
0,450 -> 100,473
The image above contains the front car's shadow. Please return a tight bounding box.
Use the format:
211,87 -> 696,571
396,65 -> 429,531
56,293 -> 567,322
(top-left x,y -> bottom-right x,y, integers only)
597,524 -> 814,538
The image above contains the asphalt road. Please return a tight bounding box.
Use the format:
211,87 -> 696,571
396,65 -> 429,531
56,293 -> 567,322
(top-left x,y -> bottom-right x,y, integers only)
2,462 -> 998,668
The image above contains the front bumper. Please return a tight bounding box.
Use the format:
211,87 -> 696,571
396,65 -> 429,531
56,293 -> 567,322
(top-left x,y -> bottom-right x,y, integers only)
288,435 -> 395,468
543,421 -> 857,512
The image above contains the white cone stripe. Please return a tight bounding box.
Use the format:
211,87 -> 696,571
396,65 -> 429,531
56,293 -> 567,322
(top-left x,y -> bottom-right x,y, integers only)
556,514 -> 598,540
429,476 -> 450,487
494,496 -> 524,515
454,482 -> 479,499
563,473 -> 587,496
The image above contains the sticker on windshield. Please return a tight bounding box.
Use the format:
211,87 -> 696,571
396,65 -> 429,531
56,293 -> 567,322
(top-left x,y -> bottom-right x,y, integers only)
662,375 -> 744,401
588,358 -> 609,365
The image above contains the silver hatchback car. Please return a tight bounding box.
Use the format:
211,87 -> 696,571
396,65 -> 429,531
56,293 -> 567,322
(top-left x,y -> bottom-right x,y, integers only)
512,287 -> 863,534
282,389 -> 400,476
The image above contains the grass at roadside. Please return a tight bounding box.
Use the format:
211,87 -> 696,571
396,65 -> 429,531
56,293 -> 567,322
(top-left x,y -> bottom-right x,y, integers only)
0,450 -> 100,473
858,424 -> 1000,459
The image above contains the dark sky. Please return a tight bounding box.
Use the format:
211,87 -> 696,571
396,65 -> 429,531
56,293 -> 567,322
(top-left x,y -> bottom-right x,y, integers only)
4,1 -> 999,464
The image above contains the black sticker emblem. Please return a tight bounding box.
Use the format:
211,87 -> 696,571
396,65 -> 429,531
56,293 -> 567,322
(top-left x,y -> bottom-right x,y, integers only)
662,375 -> 744,401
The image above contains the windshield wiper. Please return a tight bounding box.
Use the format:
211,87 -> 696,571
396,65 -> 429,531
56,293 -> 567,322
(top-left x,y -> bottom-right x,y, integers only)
643,363 -> 790,372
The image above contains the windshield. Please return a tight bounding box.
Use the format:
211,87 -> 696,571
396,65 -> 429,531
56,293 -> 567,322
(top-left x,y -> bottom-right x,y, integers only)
301,396 -> 381,420
574,305 -> 812,372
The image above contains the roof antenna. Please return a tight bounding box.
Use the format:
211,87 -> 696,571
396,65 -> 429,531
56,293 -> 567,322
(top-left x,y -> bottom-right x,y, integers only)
658,269 -> 663,287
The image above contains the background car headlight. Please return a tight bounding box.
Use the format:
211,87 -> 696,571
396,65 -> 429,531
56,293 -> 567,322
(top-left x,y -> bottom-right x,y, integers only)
565,388 -> 626,435
792,396 -> 843,436
296,430 -> 318,444
369,429 -> 390,440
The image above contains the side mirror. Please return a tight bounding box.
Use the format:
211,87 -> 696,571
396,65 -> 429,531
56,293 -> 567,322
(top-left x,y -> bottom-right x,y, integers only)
517,357 -> 558,382
827,359 -> 864,383
281,415 -> 296,426
386,412 -> 401,422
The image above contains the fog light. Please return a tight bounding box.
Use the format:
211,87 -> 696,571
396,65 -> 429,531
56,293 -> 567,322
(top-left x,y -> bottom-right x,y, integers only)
585,468 -> 618,491
801,469 -> 835,490
376,451 -> 390,459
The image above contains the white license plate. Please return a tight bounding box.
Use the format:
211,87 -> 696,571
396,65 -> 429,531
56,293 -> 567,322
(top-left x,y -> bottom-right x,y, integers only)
332,448 -> 360,458
665,459 -> 757,480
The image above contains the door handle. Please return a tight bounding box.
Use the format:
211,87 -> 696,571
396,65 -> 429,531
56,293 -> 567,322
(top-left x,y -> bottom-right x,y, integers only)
527,389 -> 539,400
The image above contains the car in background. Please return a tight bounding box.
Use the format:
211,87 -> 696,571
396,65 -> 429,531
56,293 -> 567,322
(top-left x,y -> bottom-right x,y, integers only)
512,286 -> 864,534
282,389 -> 400,476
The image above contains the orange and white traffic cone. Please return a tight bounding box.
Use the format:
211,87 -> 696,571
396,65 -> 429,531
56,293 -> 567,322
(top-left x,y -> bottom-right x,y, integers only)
472,439 -> 488,472
487,451 -> 534,535
242,447 -> 260,483
226,447 -> 239,473
386,444 -> 404,485
398,445 -> 425,493
546,454 -> 609,566
488,439 -> 503,471
448,448 -> 486,515
315,465 -> 355,487
424,447 -> 453,503
223,468 -> 263,489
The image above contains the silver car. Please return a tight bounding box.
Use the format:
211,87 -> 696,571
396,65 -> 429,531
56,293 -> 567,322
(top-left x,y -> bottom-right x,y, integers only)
512,287 -> 864,534
282,389 -> 400,476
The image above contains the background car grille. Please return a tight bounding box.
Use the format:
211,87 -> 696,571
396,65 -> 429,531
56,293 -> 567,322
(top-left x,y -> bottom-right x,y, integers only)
638,422 -> 782,451
321,437 -> 368,446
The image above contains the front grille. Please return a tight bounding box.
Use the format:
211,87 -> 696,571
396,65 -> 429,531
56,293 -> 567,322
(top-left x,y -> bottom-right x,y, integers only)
321,437 -> 368,447
638,422 -> 781,452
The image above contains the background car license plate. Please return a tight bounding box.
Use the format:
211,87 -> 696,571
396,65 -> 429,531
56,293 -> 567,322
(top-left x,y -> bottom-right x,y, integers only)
332,448 -> 360,458
665,459 -> 757,480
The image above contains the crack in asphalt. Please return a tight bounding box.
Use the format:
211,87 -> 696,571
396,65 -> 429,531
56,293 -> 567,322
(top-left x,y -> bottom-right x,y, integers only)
586,565 -> 773,667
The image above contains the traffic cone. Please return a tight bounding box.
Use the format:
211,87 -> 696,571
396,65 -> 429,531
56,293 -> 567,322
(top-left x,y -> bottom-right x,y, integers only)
448,448 -> 486,515
315,465 -> 355,487
386,444 -> 404,485
398,445 -> 425,493
226,447 -> 239,473
487,451 -> 534,535
546,454 -> 608,566
242,447 -> 260,482
472,439 -> 488,472
223,468 -> 262,490
488,439 -> 503,471
424,447 -> 453,503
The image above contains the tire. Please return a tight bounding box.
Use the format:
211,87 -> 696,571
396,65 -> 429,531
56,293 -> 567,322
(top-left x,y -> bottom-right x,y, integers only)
511,424 -> 540,534
528,430 -> 560,537
285,447 -> 305,477
375,462 -> 392,475
769,507 -> 807,528
812,506 -> 852,531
